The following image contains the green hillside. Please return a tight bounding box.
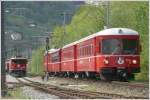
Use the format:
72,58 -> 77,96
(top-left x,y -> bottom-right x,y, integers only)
4,1 -> 83,38
4,1 -> 83,58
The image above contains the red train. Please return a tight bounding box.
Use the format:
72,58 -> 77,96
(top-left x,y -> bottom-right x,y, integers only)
6,57 -> 28,77
44,28 -> 141,81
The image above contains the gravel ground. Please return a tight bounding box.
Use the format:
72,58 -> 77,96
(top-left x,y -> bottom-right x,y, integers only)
6,74 -> 59,99
6,74 -> 19,89
6,74 -> 19,83
27,76 -> 149,98
20,86 -> 59,99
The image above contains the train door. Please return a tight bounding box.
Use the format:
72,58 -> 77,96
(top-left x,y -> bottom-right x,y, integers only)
95,37 -> 102,72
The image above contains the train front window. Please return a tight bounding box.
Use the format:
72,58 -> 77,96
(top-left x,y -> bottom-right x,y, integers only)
102,39 -> 122,55
12,59 -> 27,64
122,39 -> 138,54
102,39 -> 138,55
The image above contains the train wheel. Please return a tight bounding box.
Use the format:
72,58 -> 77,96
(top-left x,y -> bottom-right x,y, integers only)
99,73 -> 106,80
89,72 -> 96,79
67,72 -> 70,77
95,74 -> 100,80
70,73 -> 75,78
117,70 -> 128,82
99,73 -> 113,81
118,77 -> 128,82
81,73 -> 85,78
59,73 -> 63,77
74,74 -> 79,79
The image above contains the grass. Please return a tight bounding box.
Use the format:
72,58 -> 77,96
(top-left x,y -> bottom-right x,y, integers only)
4,88 -> 30,99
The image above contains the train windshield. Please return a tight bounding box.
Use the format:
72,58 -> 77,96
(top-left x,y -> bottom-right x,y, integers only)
102,39 -> 138,55
12,59 -> 27,64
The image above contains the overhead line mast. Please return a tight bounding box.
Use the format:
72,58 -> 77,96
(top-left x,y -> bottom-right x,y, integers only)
104,1 -> 110,29
60,11 -> 72,47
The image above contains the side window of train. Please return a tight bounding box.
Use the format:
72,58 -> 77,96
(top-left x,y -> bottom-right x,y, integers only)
91,45 -> 93,55
99,41 -> 101,54
84,47 -> 85,56
64,52 -> 66,60
88,45 -> 91,56
49,56 -> 51,62
82,47 -> 83,56
90,45 -> 92,55
52,53 -> 59,62
82,47 -> 84,56
80,48 -> 81,57
87,46 -> 89,56
85,47 -> 86,56
79,47 -> 81,57
79,48 -> 80,57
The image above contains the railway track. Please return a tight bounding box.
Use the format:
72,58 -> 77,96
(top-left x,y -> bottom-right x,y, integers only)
16,77 -> 147,99
63,76 -> 148,88
50,76 -> 148,89
111,81 -> 149,89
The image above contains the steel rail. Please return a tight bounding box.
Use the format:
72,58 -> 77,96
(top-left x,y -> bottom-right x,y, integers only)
16,77 -> 147,99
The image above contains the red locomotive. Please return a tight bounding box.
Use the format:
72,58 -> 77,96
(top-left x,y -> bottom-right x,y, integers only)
6,57 -> 28,77
44,28 -> 141,81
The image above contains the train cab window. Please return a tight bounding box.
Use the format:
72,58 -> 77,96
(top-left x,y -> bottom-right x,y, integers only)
122,39 -> 138,54
51,53 -> 59,62
102,39 -> 138,55
102,39 -> 122,55
12,59 -> 27,64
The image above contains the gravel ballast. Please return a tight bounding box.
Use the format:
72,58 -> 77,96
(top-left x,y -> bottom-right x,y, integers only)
20,86 -> 59,99
27,76 -> 149,98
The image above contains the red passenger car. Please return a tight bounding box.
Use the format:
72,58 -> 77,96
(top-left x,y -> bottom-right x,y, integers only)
44,28 -> 141,81
6,57 -> 28,77
61,44 -> 77,77
44,49 -> 61,76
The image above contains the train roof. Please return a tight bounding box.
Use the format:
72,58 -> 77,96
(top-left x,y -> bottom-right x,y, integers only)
48,48 -> 60,53
10,57 -> 27,60
62,28 -> 139,49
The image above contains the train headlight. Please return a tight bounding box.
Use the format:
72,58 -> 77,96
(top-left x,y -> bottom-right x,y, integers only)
104,59 -> 109,64
132,60 -> 137,64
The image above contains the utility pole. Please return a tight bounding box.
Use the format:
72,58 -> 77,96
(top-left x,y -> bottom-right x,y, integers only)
61,12 -> 66,47
60,12 -> 72,47
45,37 -> 50,81
1,2 -> 7,97
104,1 -> 110,29
63,12 -> 66,34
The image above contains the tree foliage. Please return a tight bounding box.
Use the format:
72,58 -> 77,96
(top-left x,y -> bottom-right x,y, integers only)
27,47 -> 45,75
51,1 -> 148,81
109,1 -> 148,81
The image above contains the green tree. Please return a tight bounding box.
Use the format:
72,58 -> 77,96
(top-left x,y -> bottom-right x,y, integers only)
28,47 -> 45,76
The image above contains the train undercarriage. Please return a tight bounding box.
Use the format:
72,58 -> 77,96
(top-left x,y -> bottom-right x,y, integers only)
44,67 -> 139,82
8,70 -> 26,77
